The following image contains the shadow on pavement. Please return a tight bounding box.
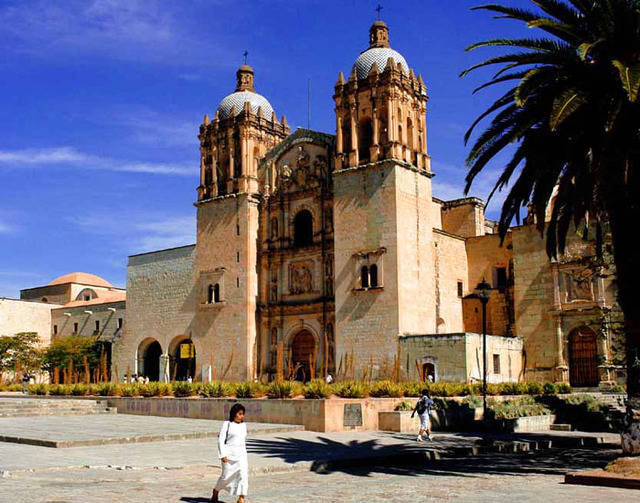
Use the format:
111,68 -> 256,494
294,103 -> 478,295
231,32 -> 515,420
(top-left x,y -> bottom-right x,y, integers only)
247,433 -> 619,478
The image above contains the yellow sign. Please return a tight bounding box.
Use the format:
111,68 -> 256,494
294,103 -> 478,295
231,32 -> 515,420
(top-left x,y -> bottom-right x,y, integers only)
179,343 -> 195,359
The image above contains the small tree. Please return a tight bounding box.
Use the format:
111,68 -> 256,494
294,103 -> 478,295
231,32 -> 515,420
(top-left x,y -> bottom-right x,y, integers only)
0,332 -> 43,380
42,336 -> 102,383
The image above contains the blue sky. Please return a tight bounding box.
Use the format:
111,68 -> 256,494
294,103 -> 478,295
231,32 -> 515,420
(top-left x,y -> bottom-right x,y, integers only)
0,0 -> 533,297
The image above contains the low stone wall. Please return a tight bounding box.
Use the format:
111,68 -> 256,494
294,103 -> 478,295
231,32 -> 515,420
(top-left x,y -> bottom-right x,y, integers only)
106,397 -> 403,432
493,414 -> 556,433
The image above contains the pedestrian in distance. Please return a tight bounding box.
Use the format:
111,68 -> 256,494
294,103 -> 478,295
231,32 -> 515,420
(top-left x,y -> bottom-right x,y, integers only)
411,389 -> 434,442
325,372 -> 333,384
21,372 -> 31,394
211,403 -> 248,503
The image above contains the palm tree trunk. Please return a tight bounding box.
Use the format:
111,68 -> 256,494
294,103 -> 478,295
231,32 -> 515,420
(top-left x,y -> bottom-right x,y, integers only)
610,199 -> 640,455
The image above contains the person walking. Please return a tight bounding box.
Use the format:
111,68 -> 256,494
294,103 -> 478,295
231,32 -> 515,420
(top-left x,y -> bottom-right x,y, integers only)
211,403 -> 248,503
411,390 -> 435,442
21,372 -> 31,394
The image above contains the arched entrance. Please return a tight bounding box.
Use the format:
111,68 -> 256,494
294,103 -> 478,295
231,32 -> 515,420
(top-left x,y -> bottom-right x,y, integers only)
568,327 -> 599,387
291,330 -> 316,382
169,337 -> 196,381
422,363 -> 435,383
137,339 -> 162,382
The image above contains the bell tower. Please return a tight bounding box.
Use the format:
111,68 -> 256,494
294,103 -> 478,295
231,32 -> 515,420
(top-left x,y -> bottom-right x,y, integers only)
333,20 -> 430,172
332,20 -> 438,375
194,65 -> 289,381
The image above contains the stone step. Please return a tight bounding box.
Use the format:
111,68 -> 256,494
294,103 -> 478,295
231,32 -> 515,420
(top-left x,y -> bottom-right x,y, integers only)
0,408 -> 116,418
550,424 -> 572,431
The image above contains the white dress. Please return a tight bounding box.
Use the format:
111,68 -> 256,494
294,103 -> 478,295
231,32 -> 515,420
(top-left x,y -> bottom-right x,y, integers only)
215,420 -> 248,496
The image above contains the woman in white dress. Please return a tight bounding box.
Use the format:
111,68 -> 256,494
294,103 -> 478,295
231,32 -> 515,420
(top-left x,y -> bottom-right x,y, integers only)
211,403 -> 248,503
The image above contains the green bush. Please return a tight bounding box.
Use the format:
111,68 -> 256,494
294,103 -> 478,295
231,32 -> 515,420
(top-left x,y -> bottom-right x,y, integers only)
93,382 -> 120,397
70,383 -> 90,396
303,379 -> 331,399
334,381 -> 368,398
394,400 -> 414,411
200,381 -> 234,398
401,382 -> 423,397
28,383 -> 48,395
49,384 -> 71,396
611,385 -> 625,393
140,382 -> 172,397
120,383 -> 142,397
235,382 -> 266,398
489,396 -> 551,419
465,395 -> 483,408
171,381 -> 197,397
526,381 -> 544,395
267,380 -> 302,399
542,382 -> 557,395
369,380 -> 404,398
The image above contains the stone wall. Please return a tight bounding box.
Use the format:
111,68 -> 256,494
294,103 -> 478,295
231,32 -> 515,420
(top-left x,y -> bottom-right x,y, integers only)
0,298 -> 59,346
440,198 -> 485,238
51,301 -> 125,340
113,245 -> 196,380
433,230 -> 467,334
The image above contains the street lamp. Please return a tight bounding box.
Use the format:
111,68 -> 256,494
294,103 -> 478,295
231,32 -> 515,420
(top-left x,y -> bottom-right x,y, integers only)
475,278 -> 491,419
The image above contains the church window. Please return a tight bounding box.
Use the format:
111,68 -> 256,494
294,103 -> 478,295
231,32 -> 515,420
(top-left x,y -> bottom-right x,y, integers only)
207,284 -> 214,304
358,118 -> 373,162
236,277 -> 240,288
236,224 -> 240,236
293,210 -> 313,247
270,218 -> 278,239
493,354 -> 501,374
214,284 -> 220,302
407,117 -> 414,150
361,266 -> 370,289
117,318 -> 123,329
342,122 -> 352,153
73,322 -> 79,334
457,281 -> 464,298
53,325 -> 57,335
495,267 -> 507,290
236,252 -> 240,263
369,264 -> 379,288
95,320 -> 100,332
398,124 -> 403,144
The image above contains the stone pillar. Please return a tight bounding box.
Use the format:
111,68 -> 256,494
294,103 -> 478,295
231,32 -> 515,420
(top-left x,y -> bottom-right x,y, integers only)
336,115 -> 343,153
160,354 -> 170,383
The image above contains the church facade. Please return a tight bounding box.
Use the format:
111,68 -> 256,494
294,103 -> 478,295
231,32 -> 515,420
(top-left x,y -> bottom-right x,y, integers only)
113,20 -> 622,387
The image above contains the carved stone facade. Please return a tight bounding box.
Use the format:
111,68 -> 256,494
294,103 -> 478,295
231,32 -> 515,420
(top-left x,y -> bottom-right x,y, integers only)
113,19 -> 620,386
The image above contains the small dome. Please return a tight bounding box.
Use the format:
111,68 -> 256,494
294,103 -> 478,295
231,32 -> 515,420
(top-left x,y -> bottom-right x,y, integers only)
353,47 -> 409,80
49,272 -> 113,288
217,90 -> 275,120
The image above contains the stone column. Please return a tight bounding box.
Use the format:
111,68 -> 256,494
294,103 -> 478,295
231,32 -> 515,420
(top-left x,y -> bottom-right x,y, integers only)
336,115 -> 343,152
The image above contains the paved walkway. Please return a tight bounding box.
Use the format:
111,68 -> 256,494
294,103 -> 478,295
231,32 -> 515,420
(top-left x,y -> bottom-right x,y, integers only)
0,413 -> 300,448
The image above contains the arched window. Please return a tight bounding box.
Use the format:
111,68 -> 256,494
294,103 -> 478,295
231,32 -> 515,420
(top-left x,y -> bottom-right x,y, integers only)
398,125 -> 403,144
294,210 -> 313,247
407,117 -> 414,150
213,283 -> 220,303
358,118 -> 373,162
369,264 -> 378,287
342,123 -> 352,153
270,217 -> 279,239
361,266 -> 370,288
207,284 -> 214,304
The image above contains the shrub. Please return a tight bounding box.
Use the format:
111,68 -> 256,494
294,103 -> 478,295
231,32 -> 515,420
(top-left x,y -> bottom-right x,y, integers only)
489,396 -> 551,419
334,381 -> 368,398
465,395 -> 483,408
28,383 -> 48,395
526,381 -> 544,395
94,382 -> 120,397
235,382 -> 266,398
120,383 -> 142,397
542,382 -> 557,395
171,381 -> 197,398
200,381 -> 234,398
140,382 -> 172,397
555,382 -> 572,394
70,383 -> 90,396
369,380 -> 404,398
401,382 -> 423,397
394,400 -> 414,411
267,380 -> 302,399
303,379 -> 331,399
611,385 -> 625,393
49,384 -> 71,396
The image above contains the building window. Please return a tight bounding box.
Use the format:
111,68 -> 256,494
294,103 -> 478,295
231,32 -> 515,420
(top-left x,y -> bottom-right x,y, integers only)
73,322 -> 79,334
361,266 -> 370,288
53,325 -> 58,335
493,354 -> 501,374
236,252 -> 240,263
95,320 -> 100,332
369,264 -> 379,288
236,224 -> 240,236
237,277 -> 240,288
358,118 -> 373,162
293,210 -> 313,247
495,267 -> 508,290
457,281 -> 464,298
117,318 -> 123,329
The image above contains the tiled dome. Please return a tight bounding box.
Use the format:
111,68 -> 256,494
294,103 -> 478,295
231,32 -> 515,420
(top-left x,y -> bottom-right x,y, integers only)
217,91 -> 275,120
353,47 -> 410,80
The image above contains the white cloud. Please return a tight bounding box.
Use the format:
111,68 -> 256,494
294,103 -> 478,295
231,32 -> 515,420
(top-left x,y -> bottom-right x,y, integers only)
0,147 -> 195,176
70,213 -> 195,255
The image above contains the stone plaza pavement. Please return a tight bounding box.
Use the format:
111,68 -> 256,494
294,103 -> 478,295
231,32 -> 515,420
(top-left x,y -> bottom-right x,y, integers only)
0,412 -> 631,502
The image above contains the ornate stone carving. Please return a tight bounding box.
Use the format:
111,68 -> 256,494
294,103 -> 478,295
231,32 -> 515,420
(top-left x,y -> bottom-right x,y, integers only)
562,268 -> 594,302
289,262 -> 314,294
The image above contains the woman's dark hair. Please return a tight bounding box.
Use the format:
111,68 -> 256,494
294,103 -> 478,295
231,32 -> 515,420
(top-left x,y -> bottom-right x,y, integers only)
229,403 -> 245,422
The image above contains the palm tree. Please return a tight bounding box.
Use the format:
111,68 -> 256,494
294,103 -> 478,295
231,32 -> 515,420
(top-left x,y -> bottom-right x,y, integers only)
462,0 -> 640,453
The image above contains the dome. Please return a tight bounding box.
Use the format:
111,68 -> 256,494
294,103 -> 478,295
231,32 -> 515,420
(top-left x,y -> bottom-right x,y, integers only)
353,47 -> 410,80
49,272 -> 113,288
217,91 -> 275,120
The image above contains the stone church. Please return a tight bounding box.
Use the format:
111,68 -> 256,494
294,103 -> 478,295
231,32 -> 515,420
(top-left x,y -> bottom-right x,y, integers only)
113,20 -> 622,387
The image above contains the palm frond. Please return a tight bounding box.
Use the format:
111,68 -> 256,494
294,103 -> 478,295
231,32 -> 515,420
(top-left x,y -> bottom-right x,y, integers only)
612,60 -> 640,102
550,87 -> 588,130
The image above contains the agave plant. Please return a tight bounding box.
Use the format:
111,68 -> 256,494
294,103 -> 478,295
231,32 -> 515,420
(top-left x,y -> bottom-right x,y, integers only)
463,0 -> 640,454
